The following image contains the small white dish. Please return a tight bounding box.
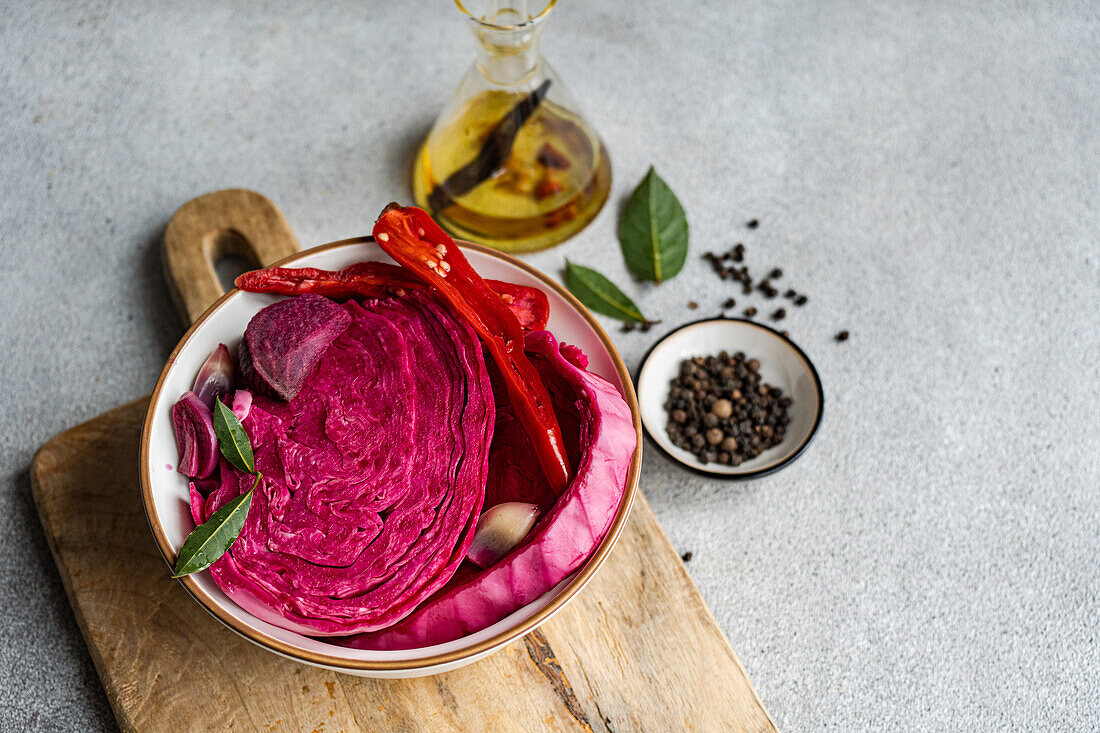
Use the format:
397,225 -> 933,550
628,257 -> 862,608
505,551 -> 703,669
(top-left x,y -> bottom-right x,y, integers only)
636,318 -> 823,478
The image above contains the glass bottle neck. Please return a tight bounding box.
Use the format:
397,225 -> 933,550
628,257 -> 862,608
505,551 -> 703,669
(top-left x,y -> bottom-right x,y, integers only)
471,23 -> 544,86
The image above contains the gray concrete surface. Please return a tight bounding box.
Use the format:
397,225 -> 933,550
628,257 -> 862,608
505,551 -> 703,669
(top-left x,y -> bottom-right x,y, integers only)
1,1 -> 1097,730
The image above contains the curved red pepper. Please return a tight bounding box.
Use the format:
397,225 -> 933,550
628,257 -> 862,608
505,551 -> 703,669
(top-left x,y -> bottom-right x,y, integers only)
235,262 -> 550,331
373,205 -> 571,494
236,262 -> 420,300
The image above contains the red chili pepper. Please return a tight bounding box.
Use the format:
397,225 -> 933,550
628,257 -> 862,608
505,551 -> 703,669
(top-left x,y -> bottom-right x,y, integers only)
373,205 -> 571,493
236,262 -> 550,331
236,262 -> 419,300
480,279 -> 549,332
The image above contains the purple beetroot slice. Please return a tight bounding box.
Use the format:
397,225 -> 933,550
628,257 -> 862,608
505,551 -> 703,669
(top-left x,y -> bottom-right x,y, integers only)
237,293 -> 352,401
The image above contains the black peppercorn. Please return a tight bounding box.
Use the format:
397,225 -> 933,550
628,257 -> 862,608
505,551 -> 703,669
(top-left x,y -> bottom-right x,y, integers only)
663,351 -> 792,465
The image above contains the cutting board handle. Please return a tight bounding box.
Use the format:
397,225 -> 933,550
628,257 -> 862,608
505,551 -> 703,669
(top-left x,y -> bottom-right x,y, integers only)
162,189 -> 301,326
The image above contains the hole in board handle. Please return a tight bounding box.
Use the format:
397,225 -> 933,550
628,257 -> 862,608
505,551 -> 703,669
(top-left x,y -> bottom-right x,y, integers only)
208,229 -> 261,293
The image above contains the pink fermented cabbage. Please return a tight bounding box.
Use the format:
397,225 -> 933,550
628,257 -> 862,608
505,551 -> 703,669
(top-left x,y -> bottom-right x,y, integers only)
343,330 -> 636,650
238,293 -> 352,401
192,293 -> 495,635
172,391 -> 218,479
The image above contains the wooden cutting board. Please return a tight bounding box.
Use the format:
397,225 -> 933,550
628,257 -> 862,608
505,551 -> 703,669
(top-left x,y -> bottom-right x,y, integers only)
31,189 -> 777,733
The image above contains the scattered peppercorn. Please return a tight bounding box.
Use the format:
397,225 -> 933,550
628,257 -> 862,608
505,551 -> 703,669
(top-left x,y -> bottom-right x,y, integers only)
699,239 -> 835,337
621,322 -> 635,333
746,219 -> 759,229
663,352 -> 791,465
835,330 -> 849,342
681,551 -> 693,562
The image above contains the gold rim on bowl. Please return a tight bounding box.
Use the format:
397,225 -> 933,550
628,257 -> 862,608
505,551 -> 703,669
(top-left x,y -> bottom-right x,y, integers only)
139,236 -> 643,671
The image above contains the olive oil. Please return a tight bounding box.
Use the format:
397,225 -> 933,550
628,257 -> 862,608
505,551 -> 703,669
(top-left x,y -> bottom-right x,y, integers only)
414,90 -> 610,252
413,0 -> 612,252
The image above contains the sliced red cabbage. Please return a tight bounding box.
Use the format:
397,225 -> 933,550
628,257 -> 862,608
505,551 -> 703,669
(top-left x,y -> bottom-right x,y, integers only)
343,331 -> 636,650
238,293 -> 352,401
172,391 -> 218,479
191,293 -> 495,636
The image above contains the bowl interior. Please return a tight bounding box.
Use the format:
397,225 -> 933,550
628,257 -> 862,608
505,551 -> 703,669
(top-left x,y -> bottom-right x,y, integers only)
637,319 -> 822,477
143,240 -> 638,669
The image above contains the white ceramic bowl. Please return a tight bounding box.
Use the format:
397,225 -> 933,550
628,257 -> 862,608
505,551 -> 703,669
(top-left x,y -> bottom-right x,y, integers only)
636,318 -> 822,478
140,237 -> 642,677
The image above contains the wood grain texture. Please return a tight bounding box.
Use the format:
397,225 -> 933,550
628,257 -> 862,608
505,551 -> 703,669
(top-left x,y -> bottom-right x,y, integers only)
162,188 -> 299,324
31,189 -> 777,732
31,401 -> 775,732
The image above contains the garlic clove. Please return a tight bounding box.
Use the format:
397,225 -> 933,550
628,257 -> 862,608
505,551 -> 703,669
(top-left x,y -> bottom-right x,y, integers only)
466,502 -> 541,569
193,343 -> 235,410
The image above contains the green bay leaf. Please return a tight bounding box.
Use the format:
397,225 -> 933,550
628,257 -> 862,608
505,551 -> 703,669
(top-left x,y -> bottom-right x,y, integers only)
213,398 -> 255,474
564,261 -> 648,323
172,483 -> 255,577
617,166 -> 689,283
